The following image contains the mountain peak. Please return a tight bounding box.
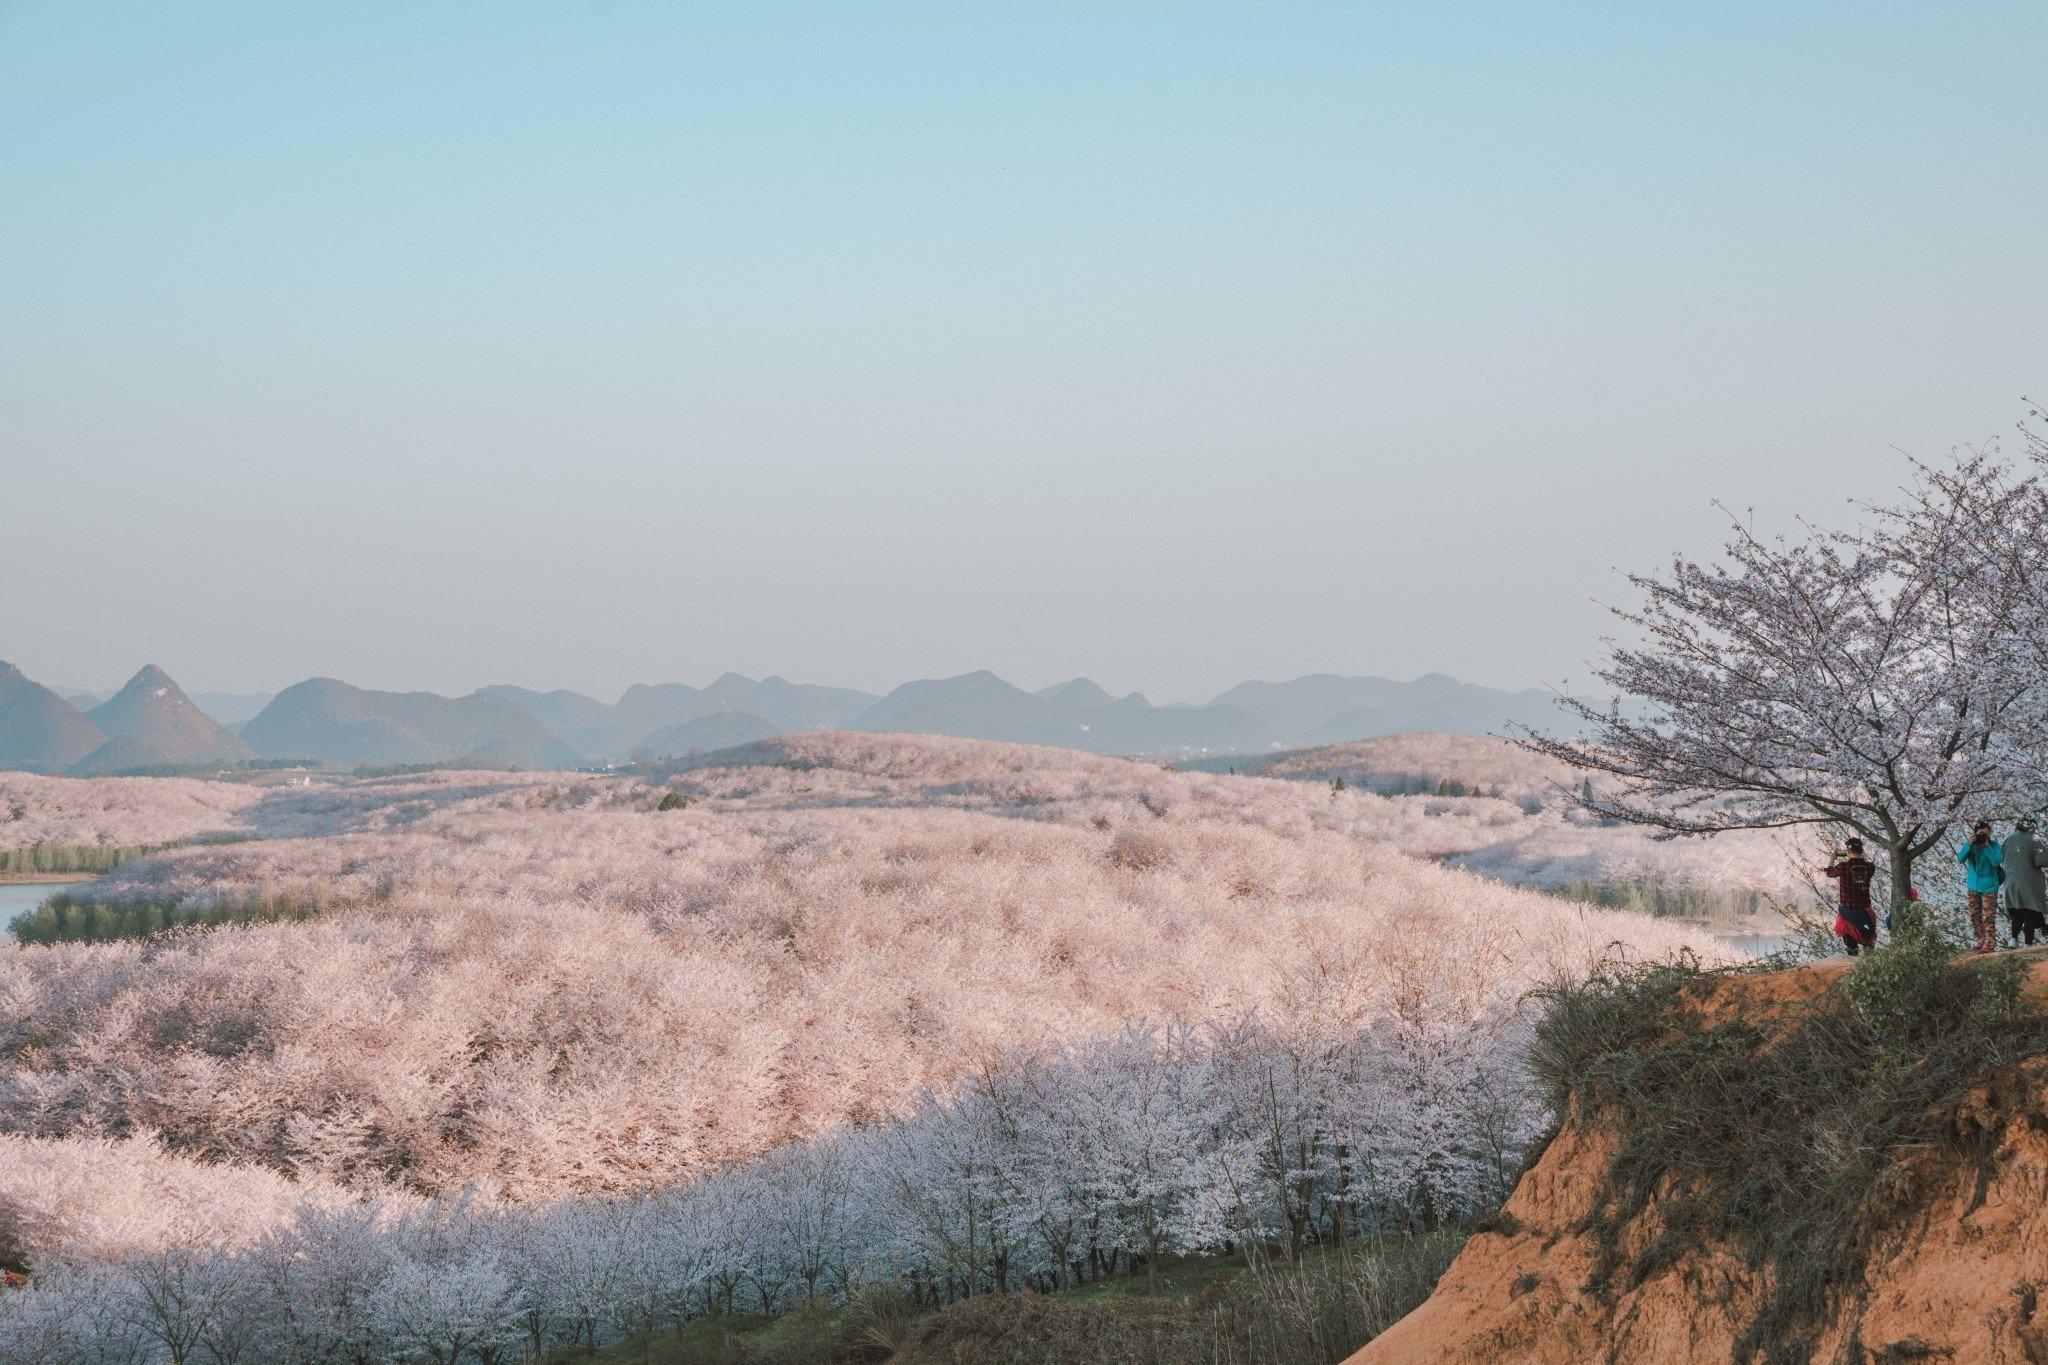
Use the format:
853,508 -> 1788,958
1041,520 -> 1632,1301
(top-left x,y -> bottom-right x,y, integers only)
702,672 -> 765,702
0,660 -> 108,772
1039,678 -> 1116,709
85,666 -> 253,766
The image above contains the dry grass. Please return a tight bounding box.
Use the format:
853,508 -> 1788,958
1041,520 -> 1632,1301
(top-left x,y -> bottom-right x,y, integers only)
565,1233 -> 1467,1365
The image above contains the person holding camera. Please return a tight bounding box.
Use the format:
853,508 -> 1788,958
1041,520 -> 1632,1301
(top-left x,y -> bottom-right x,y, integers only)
1823,838 -> 1878,956
1957,820 -> 2005,953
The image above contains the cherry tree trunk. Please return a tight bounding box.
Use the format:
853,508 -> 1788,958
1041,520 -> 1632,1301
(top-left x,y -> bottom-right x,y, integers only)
1889,846 -> 1916,915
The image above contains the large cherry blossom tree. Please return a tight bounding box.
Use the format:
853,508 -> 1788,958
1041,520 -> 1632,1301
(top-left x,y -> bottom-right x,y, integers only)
1522,448 -> 2048,912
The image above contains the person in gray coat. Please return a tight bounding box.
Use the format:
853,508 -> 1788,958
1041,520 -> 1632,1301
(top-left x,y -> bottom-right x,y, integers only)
2004,817 -> 2048,947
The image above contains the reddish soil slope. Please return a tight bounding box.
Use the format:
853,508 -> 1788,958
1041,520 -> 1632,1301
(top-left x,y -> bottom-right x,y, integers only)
1352,956 -> 2048,1364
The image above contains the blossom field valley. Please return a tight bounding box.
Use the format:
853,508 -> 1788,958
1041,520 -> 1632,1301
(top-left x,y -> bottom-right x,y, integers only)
0,732 -> 1793,1360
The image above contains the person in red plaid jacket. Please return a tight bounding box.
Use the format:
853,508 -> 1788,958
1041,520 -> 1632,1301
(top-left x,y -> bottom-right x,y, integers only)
1824,838 -> 1878,956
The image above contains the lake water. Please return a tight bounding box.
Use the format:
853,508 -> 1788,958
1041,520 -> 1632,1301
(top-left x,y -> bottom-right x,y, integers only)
0,882 -> 72,932
1726,933 -> 1791,957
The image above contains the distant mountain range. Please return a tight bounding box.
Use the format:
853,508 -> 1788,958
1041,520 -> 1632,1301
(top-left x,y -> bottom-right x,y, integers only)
481,668 -> 1577,762
240,678 -> 581,771
479,673 -> 875,759
1,662 -> 253,775
0,661 -> 1586,773
62,687 -> 276,727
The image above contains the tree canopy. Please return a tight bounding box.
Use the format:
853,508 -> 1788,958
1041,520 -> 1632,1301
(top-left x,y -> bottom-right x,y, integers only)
1522,426 -> 2048,908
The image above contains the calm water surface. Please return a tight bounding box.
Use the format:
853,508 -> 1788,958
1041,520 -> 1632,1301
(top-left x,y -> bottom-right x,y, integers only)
1727,933 -> 1791,957
0,882 -> 73,933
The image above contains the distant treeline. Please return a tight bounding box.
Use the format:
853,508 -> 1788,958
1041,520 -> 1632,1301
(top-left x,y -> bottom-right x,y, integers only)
344,759 -> 531,778
87,757 -> 327,779
1318,773 -> 1511,799
0,842 -> 171,876
1543,878 -> 1775,921
1181,758 -> 1517,800
11,888 -> 331,945
1391,775 -> 1504,798
0,833 -> 254,878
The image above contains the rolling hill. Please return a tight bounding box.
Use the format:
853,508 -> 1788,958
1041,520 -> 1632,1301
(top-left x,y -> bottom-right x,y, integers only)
472,685 -> 617,751
850,670 -> 1274,754
240,678 -> 581,769
486,674 -> 882,759
0,661 -> 106,773
629,709 -> 782,757
1216,672 -> 1572,744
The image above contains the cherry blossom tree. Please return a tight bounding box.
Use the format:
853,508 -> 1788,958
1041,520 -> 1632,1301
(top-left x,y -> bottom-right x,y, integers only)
0,995 -> 1561,1359
1522,451 -> 2047,913
376,1254 -> 522,1365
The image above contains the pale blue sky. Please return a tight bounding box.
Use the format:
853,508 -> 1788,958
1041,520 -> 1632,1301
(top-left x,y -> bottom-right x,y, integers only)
3,2 -> 2043,701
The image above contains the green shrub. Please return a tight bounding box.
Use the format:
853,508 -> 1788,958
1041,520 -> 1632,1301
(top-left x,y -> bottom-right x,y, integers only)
1523,953 -> 1714,1118
9,890 -> 332,945
0,842 -> 171,876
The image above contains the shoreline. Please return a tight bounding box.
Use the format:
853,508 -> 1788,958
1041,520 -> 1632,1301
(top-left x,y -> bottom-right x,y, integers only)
0,873 -> 99,885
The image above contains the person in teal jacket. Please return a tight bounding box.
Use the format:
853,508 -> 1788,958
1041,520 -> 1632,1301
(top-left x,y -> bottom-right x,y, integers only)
1957,821 -> 2004,953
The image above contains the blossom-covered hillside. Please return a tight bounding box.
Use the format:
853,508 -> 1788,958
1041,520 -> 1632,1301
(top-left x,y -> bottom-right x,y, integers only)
1244,732 -> 1580,799
3,736 -> 1724,1218
0,733 -> 1788,1363
1231,732 -> 1798,895
0,772 -> 266,850
0,768 -> 570,853
2,733 -> 1802,904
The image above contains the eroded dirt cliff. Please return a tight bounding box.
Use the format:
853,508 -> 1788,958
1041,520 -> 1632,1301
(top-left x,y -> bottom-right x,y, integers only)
1353,953 -> 2048,1364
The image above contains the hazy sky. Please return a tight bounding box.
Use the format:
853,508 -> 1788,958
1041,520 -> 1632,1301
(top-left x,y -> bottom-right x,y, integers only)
3,2 -> 2044,703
